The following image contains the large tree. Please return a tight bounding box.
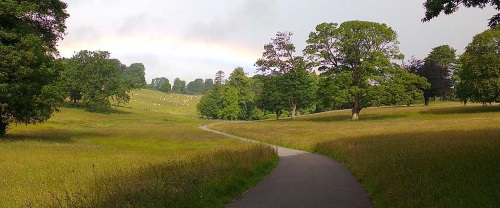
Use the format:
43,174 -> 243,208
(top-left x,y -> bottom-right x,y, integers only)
305,21 -> 407,120
457,26 -> 500,104
0,0 -> 69,136
405,46 -> 456,105
150,77 -> 170,92
256,31 -> 317,119
203,78 -> 215,93
422,0 -> 500,28
63,50 -> 132,112
121,63 -> 147,89
186,78 -> 205,94
227,67 -> 255,120
171,78 -> 186,94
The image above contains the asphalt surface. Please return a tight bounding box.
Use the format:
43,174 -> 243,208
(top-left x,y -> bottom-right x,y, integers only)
201,126 -> 373,208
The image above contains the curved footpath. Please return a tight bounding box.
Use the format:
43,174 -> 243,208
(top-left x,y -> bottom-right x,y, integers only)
201,126 -> 373,208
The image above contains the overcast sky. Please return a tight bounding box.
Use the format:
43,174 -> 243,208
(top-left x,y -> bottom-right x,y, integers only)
57,0 -> 496,83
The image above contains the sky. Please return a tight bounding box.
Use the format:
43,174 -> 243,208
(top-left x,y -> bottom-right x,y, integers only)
57,0 -> 497,84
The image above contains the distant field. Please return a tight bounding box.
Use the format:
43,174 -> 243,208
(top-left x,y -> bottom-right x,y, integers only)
0,89 -> 277,207
211,103 -> 500,207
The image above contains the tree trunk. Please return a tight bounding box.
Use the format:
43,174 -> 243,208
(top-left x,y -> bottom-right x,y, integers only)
424,96 -> 430,106
0,112 -> 7,137
351,99 -> 360,120
291,104 -> 297,120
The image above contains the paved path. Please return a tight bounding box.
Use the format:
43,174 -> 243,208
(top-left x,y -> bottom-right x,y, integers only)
201,126 -> 373,208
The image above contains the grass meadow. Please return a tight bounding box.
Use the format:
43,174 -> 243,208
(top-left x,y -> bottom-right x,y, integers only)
211,102 -> 500,208
0,89 -> 277,207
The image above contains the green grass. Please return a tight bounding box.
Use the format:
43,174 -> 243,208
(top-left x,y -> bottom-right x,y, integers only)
0,89 -> 277,207
211,102 -> 500,208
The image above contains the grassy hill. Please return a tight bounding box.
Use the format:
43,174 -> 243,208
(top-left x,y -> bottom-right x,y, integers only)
211,102 -> 500,207
0,89 -> 277,207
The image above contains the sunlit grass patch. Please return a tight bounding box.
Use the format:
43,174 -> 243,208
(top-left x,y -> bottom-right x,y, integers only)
211,103 -> 500,207
0,89 -> 277,207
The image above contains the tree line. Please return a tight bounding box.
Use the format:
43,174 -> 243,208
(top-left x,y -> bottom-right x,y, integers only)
197,21 -> 500,121
148,77 -> 215,95
1,0 -> 499,136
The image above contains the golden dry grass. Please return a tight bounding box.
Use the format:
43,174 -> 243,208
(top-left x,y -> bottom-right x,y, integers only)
211,102 -> 500,207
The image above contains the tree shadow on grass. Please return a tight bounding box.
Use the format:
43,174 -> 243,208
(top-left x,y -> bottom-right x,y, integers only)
300,113 -> 408,122
422,105 -> 500,115
1,129 -> 106,143
61,102 -> 132,115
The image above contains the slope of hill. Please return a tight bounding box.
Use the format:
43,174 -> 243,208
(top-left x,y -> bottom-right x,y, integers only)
0,89 -> 277,207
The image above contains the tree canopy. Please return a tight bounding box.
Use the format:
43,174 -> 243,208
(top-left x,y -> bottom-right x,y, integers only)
305,21 -> 410,120
172,78 -> 186,94
422,0 -> 500,28
0,0 -> 69,136
457,26 -> 500,104
405,45 -> 456,105
186,78 -> 205,94
256,31 -> 317,119
62,50 -> 133,112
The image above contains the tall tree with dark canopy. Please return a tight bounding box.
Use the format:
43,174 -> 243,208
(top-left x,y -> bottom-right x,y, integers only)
150,77 -> 170,92
405,46 -> 456,105
457,26 -> 500,104
256,31 -> 317,119
422,0 -> 500,28
186,78 -> 205,94
172,78 -> 186,94
215,71 -> 225,85
0,0 -> 69,136
203,78 -> 215,93
121,63 -> 147,89
305,21 -> 408,120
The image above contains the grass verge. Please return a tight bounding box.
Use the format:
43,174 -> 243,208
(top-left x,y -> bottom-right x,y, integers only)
211,103 -> 500,207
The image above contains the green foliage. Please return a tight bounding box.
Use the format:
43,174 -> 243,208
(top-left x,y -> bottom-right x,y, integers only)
457,26 -> 500,104
121,63 -> 147,89
405,46 -> 456,105
422,0 -> 500,28
62,50 -> 132,112
305,21 -> 405,120
257,76 -> 287,119
172,78 -> 186,94
186,78 -> 205,94
150,77 -> 171,92
256,31 -> 317,119
203,78 -> 215,93
0,0 -> 69,136
197,89 -> 221,119
383,65 -> 430,106
197,85 -> 240,120
227,67 -> 255,120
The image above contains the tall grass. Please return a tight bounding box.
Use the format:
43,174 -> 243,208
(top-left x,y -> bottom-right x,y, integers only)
0,89 -> 277,207
211,103 -> 500,207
